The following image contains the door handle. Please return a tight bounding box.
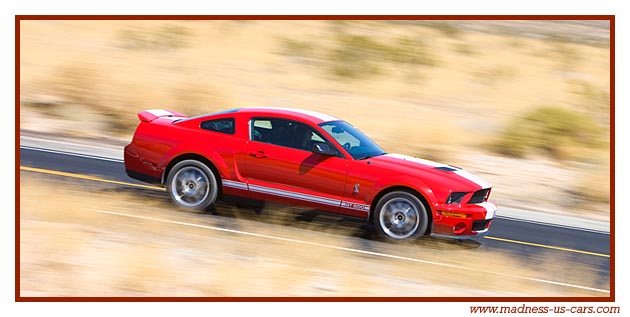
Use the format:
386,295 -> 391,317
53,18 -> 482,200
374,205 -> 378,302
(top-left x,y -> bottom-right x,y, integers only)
249,151 -> 268,159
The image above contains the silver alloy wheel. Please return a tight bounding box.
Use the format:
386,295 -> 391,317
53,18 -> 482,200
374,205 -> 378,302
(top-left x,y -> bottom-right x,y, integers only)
170,166 -> 210,207
378,197 -> 420,239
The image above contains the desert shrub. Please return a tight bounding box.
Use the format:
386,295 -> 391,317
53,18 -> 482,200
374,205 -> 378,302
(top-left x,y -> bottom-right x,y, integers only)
493,106 -> 604,160
569,80 -> 610,125
327,35 -> 435,79
49,64 -> 132,134
100,109 -> 131,134
277,38 -> 316,62
471,65 -> 517,85
119,25 -> 190,50
385,37 -> 436,67
543,30 -> 610,48
414,21 -> 462,38
452,42 -> 477,56
547,35 -> 582,72
327,34 -> 387,79
574,164 -> 610,204
51,64 -> 103,106
277,33 -> 436,80
327,20 -> 350,34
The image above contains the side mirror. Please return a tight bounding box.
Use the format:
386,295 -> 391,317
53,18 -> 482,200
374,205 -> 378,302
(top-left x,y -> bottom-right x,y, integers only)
311,142 -> 337,156
331,126 -> 344,134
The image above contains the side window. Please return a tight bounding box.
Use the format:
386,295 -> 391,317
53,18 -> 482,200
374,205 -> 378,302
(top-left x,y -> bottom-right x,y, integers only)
200,118 -> 235,135
251,118 -> 335,153
251,119 -> 273,142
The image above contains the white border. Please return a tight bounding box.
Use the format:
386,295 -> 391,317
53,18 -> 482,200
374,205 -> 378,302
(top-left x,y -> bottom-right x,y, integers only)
6,1 -> 625,317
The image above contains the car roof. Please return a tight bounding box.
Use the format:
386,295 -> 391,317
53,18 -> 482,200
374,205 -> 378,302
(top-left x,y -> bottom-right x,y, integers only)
235,107 -> 341,124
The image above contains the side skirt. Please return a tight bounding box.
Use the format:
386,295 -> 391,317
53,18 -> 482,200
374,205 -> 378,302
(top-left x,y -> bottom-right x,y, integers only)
126,169 -> 162,185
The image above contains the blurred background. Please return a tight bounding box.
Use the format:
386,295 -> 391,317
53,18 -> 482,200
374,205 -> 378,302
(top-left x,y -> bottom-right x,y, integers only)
20,19 -> 611,219
19,19 -> 611,296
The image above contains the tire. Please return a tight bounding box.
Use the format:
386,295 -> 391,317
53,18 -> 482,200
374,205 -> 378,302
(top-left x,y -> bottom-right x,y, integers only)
374,191 -> 429,241
165,159 -> 219,211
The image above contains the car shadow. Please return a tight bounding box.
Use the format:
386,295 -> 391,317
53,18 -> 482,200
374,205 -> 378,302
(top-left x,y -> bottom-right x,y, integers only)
298,153 -> 330,175
98,187 -> 482,251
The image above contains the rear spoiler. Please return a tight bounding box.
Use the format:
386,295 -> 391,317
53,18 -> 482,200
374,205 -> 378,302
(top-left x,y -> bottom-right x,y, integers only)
138,109 -> 187,122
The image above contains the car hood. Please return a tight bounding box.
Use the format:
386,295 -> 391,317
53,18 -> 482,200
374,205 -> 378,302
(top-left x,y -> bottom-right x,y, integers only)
368,153 -> 492,191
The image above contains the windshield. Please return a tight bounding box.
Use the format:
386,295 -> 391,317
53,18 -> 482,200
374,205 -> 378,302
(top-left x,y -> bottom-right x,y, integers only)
319,120 -> 386,160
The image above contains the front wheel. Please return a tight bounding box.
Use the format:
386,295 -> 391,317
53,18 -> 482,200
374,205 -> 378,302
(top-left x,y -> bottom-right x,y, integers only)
374,191 -> 428,241
166,159 -> 218,211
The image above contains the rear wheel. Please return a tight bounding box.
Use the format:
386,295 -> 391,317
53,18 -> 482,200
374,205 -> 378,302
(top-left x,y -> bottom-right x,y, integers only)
374,191 -> 428,241
166,160 -> 218,210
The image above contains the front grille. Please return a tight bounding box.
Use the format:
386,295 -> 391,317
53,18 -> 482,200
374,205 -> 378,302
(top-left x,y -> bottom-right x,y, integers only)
472,219 -> 491,231
468,189 -> 489,204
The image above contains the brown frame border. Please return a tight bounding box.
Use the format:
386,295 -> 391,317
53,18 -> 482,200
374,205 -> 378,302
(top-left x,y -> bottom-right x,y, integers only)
15,14 -> 615,302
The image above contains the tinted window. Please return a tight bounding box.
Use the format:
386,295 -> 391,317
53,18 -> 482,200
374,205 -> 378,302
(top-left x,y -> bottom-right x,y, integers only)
319,120 -> 385,159
251,118 -> 337,153
200,118 -> 235,134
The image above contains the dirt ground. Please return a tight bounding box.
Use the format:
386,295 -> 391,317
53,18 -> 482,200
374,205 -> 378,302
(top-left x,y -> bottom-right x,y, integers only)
19,174 -> 608,297
18,19 -> 611,220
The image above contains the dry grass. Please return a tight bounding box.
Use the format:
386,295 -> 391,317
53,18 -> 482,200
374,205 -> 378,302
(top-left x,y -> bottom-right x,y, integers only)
19,174 -> 608,297
573,151 -> 611,209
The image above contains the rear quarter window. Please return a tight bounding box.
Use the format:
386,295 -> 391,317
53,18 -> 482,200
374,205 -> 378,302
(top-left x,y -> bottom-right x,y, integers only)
200,118 -> 235,134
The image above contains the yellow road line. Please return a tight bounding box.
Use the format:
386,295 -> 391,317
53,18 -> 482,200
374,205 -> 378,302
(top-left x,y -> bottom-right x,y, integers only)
483,236 -> 610,258
20,165 -> 610,258
20,165 -> 165,191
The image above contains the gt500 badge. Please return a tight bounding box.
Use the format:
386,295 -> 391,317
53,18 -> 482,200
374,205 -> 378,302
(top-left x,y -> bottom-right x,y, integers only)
341,201 -> 370,212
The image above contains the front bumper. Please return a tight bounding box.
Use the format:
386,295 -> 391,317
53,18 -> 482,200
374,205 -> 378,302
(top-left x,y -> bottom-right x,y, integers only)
430,201 -> 496,238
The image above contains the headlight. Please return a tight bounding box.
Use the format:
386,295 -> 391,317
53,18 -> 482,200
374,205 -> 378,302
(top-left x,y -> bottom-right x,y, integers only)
446,192 -> 468,204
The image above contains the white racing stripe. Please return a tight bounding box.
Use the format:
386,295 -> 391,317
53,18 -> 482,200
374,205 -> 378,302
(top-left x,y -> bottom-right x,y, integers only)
385,153 -> 444,167
249,184 -> 341,207
222,179 -> 248,190
454,169 -> 492,189
246,107 -> 340,122
225,182 -> 371,212
145,109 -> 177,117
92,208 -> 610,294
479,202 -> 497,219
385,153 -> 492,189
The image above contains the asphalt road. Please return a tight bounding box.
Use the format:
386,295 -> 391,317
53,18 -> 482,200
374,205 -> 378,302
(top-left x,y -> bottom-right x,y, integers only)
19,146 -> 612,290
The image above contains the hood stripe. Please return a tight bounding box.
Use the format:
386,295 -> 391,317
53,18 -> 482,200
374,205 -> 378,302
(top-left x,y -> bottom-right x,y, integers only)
385,153 -> 492,189
384,153 -> 444,168
454,169 -> 492,189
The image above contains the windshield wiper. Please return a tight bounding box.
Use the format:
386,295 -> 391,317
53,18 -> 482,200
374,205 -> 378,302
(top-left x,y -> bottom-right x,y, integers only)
357,152 -> 386,160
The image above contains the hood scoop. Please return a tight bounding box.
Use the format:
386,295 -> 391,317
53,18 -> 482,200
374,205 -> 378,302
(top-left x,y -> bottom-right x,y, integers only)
435,165 -> 461,172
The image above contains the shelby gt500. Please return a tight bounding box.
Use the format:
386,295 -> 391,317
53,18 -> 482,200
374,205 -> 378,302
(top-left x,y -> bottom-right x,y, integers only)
124,107 -> 496,241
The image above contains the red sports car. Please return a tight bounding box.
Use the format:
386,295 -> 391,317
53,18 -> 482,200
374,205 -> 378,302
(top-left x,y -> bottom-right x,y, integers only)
124,108 -> 496,241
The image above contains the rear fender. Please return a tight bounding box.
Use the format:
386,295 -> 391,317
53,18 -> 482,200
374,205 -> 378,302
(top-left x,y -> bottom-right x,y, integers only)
158,144 -> 229,183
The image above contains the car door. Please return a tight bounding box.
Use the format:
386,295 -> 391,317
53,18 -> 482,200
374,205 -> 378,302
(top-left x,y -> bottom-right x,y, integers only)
243,117 -> 348,213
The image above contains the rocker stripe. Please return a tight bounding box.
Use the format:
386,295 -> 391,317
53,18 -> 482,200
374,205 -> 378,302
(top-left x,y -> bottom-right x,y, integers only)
221,180 -> 369,212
